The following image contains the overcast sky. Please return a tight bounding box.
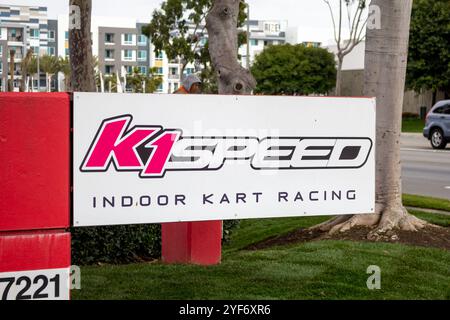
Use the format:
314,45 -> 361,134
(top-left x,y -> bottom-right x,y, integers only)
1,0 -> 343,43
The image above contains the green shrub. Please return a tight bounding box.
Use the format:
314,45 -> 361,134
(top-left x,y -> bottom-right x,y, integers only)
71,224 -> 161,265
72,221 -> 241,265
222,220 -> 240,243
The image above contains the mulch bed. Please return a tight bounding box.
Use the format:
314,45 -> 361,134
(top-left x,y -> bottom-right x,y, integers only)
245,225 -> 450,251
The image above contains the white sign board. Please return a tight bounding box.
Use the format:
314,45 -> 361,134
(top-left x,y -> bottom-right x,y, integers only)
73,93 -> 375,227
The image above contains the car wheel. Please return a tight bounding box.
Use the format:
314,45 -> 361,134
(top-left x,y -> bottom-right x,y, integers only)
430,128 -> 447,149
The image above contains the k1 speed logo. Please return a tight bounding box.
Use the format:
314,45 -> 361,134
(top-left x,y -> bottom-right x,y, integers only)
80,115 -> 373,178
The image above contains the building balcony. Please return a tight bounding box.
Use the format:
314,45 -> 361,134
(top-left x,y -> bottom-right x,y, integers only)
7,35 -> 24,42
7,55 -> 23,62
168,74 -> 180,80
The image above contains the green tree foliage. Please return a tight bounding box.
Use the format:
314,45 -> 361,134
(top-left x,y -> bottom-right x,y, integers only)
407,0 -> 450,99
251,44 -> 337,95
39,54 -> 60,76
142,0 -> 248,75
127,67 -> 163,93
58,56 -> 72,91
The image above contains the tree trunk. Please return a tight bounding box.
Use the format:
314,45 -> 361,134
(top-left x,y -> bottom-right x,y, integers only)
19,71 -> 26,92
8,50 -> 15,92
69,0 -> 96,92
365,0 -> 428,233
432,89 -> 437,106
206,0 -> 256,94
312,0 -> 427,236
335,56 -> 343,96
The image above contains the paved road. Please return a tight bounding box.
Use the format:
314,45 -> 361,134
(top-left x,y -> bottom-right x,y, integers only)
401,133 -> 450,199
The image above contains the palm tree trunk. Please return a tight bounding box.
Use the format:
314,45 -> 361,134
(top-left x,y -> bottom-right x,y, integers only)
8,50 -> 15,92
69,0 -> 96,92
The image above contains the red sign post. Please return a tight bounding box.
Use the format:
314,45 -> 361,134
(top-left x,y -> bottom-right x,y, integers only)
0,93 -> 71,300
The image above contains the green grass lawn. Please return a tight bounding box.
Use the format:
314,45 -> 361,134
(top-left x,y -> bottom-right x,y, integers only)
72,240 -> 450,300
402,118 -> 425,133
72,203 -> 450,300
403,194 -> 450,212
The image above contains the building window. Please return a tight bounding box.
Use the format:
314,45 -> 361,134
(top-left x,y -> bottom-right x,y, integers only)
302,42 -> 321,48
156,67 -> 163,75
0,46 -> 2,57
156,52 -> 163,60
174,82 -> 179,91
47,47 -> 55,56
0,62 -> 2,74
31,47 -> 39,56
157,83 -> 163,92
105,33 -> 115,44
184,67 -> 195,75
105,49 -> 115,59
137,50 -> 147,61
138,66 -> 147,75
105,65 -> 114,75
65,31 -> 69,40
124,65 -> 133,74
123,34 -> 134,45
65,48 -> 69,57
9,47 -> 23,60
8,28 -> 23,42
138,35 -> 147,46
30,29 -> 40,39
123,50 -> 134,61
48,30 -> 56,41
250,39 -> 258,46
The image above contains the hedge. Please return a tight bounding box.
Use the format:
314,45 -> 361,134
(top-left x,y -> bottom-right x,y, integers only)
72,220 -> 240,265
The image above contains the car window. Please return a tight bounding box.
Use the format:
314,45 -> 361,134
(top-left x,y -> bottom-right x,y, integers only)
444,106 -> 450,115
433,107 -> 444,114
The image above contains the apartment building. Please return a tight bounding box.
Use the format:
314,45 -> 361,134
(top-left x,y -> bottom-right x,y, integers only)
0,4 -> 295,94
0,4 -> 58,91
57,15 -> 156,92
98,22 -> 150,78
238,20 -> 289,68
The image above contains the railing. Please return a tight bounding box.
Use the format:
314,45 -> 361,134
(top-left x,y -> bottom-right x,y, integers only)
8,35 -> 23,42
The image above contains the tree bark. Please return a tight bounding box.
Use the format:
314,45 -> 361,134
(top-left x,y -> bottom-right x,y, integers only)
19,49 -> 34,92
313,0 -> 427,236
206,0 -> 256,94
335,56 -> 343,96
69,0 -> 96,92
8,50 -> 15,92
432,89 -> 437,106
365,0 -> 427,232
